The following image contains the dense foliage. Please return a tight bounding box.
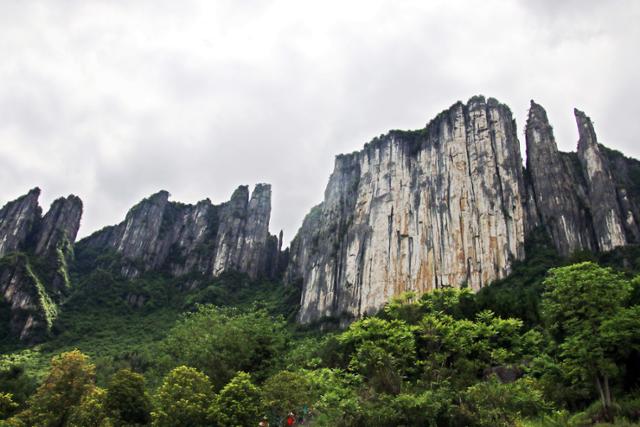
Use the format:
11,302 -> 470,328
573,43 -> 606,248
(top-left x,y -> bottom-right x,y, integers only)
1,241 -> 640,426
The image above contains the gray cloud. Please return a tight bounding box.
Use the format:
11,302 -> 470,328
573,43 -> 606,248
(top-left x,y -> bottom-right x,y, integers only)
1,0 -> 638,243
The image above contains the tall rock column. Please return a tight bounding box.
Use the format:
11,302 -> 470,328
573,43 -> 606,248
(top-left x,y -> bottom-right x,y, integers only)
0,189 -> 83,342
0,188 -> 42,257
524,101 -> 595,255
575,109 -> 627,251
288,96 -> 528,324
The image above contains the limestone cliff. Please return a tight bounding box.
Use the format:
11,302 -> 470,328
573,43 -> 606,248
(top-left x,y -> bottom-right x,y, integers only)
525,102 -> 640,255
287,96 -> 528,323
0,189 -> 83,341
288,96 -> 640,324
77,183 -> 280,280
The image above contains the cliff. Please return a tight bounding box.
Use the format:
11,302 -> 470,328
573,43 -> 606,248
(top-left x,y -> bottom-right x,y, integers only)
0,189 -> 83,341
76,183 -> 282,280
288,96 -> 640,324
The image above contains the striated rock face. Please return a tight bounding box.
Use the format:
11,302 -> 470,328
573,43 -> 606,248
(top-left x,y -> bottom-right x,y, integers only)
525,103 -> 640,255
288,97 -> 528,323
77,183 -> 279,280
0,189 -> 83,342
575,109 -> 630,251
288,96 -> 640,324
524,102 -> 596,255
0,188 -> 42,257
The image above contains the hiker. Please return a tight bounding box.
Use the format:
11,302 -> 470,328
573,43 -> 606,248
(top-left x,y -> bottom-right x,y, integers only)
286,412 -> 295,426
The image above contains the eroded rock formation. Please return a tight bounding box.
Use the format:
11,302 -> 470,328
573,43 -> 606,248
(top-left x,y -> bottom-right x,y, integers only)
0,189 -> 82,341
77,183 -> 281,280
288,96 -> 640,323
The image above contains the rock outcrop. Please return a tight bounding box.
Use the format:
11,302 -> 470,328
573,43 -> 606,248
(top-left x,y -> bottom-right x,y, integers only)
288,96 -> 640,324
524,101 -> 596,255
525,102 -> 640,255
77,183 -> 280,280
0,189 -> 83,341
287,97 -> 528,323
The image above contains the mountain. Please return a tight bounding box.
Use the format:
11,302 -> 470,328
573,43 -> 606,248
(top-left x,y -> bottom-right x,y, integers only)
76,184 -> 285,281
1,95 -> 639,341
286,97 -> 640,324
0,188 -> 82,342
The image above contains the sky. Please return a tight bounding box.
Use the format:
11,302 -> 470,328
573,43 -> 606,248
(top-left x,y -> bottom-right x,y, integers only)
1,0 -> 639,243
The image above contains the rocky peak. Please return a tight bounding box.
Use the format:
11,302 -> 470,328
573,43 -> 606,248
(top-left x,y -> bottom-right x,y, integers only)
524,101 -> 595,255
0,188 -> 42,257
574,108 -> 628,251
78,184 -> 281,281
289,96 -> 640,325
35,195 -> 83,256
288,96 -> 528,324
0,189 -> 83,342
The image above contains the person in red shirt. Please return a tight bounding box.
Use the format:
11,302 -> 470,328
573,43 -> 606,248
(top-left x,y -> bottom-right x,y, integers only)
286,412 -> 295,426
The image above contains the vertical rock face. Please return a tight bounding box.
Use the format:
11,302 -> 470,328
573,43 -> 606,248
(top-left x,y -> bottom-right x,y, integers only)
288,97 -> 528,323
35,195 -> 83,256
77,183 -> 279,280
0,188 -> 42,257
289,96 -> 640,324
524,102 -> 595,255
575,109 -> 629,251
523,104 -> 639,255
0,190 -> 83,342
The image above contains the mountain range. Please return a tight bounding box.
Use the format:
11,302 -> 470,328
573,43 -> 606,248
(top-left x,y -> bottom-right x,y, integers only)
2,96 -> 639,342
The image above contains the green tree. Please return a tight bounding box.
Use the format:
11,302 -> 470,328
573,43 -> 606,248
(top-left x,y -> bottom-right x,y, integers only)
338,317 -> 416,393
541,262 -> 633,414
261,371 -> 311,421
67,387 -> 112,427
151,366 -> 213,427
458,376 -> 550,427
417,310 -> 524,388
20,350 -> 96,426
0,393 -> 18,419
160,306 -> 288,389
105,369 -> 151,425
210,371 -> 261,427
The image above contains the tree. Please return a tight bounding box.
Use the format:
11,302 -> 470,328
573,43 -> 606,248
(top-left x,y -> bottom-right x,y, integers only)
541,262 -> 633,415
338,317 -> 416,393
105,369 -> 151,425
160,306 -> 288,389
210,371 -> 261,427
261,371 -> 311,421
0,393 -> 18,419
21,350 -> 96,426
417,310 -> 525,388
67,387 -> 112,427
151,366 -> 213,427
458,376 -> 550,427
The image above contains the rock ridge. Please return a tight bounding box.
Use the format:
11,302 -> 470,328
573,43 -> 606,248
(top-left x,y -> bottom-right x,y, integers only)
288,96 -> 640,324
77,183 -> 281,281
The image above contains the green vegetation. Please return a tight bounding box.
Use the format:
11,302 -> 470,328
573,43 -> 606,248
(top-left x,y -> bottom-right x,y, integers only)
1,239 -> 640,426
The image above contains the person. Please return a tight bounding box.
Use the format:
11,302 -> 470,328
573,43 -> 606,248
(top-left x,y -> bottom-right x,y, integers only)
286,412 -> 295,426
258,415 -> 269,427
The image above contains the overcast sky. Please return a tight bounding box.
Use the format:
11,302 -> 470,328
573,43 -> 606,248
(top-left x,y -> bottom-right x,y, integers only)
1,0 -> 639,243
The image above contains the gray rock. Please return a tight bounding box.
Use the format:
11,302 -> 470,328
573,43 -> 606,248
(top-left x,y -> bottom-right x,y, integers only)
524,101 -> 595,255
0,188 -> 41,257
575,109 -> 630,251
0,189 -> 83,342
288,96 -> 528,323
34,195 -> 83,256
288,96 -> 640,324
78,184 -> 279,280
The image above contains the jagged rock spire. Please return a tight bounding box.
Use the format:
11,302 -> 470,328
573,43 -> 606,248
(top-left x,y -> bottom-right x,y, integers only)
524,101 -> 595,255
575,108 -> 628,251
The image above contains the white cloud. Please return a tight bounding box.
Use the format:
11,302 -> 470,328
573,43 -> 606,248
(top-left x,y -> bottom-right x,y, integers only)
0,0 -> 638,243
